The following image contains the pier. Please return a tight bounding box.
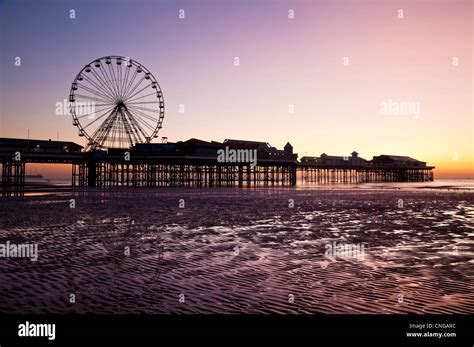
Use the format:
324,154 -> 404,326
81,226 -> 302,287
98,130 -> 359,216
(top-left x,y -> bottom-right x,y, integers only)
0,137 -> 434,192
299,152 -> 434,183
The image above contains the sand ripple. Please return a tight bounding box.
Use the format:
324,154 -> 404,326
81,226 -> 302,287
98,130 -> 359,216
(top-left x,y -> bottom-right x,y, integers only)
0,188 -> 472,314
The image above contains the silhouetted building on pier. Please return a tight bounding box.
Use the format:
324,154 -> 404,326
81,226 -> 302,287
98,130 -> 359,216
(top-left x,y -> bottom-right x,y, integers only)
0,137 -> 83,154
301,151 -> 368,167
134,138 -> 297,162
371,155 -> 427,167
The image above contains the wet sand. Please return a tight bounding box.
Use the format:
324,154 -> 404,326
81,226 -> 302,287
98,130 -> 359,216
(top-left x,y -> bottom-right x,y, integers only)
0,188 -> 473,314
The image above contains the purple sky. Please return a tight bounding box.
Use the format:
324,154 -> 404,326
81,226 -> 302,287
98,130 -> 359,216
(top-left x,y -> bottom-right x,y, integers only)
0,0 -> 472,177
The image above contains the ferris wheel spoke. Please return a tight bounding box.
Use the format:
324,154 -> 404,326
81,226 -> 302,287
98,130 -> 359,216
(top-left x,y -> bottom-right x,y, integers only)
99,121 -> 117,147
122,69 -> 138,102
122,64 -> 133,98
96,111 -> 119,146
110,116 -> 123,148
89,67 -> 118,101
126,113 -> 158,132
122,111 -> 143,145
81,106 -> 117,130
124,66 -> 146,99
74,94 -> 114,104
124,110 -> 147,141
124,82 -> 152,103
123,76 -> 146,101
124,100 -> 161,105
76,82 -> 115,104
127,104 -> 162,120
120,112 -> 141,145
77,69 -> 113,101
135,118 -> 156,133
88,114 -> 112,143
122,111 -> 140,145
126,105 -> 161,122
125,107 -> 158,131
130,113 -> 156,133
116,64 -> 123,99
107,63 -> 122,100
123,108 -> 149,141
102,63 -> 118,99
121,66 -> 129,100
75,104 -> 115,120
98,65 -> 119,100
115,111 -> 124,143
127,108 -> 161,125
123,74 -> 146,101
89,102 -> 117,108
114,62 -> 124,99
117,110 -> 129,146
115,118 -> 123,148
121,65 -> 131,101
108,62 -> 121,98
126,104 -> 161,113
126,91 -> 158,103
80,73 -> 116,103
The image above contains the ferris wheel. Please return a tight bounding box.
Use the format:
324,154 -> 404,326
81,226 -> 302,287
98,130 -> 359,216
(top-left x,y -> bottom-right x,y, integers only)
69,56 -> 164,149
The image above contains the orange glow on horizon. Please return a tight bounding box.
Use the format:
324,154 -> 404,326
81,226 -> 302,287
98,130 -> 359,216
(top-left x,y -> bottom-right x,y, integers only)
25,158 -> 474,181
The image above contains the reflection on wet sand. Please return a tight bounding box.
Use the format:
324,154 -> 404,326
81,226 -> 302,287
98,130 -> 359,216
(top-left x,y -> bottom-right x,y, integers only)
0,188 -> 472,314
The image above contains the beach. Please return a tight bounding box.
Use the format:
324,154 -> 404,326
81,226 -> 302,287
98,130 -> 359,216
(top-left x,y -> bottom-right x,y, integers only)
0,187 -> 473,314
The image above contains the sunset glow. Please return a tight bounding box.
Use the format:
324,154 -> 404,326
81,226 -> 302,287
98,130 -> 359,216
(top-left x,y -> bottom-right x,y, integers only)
1,0 -> 472,178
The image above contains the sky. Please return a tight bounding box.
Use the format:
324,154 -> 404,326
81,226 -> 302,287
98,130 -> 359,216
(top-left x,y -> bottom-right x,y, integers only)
0,0 -> 473,178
